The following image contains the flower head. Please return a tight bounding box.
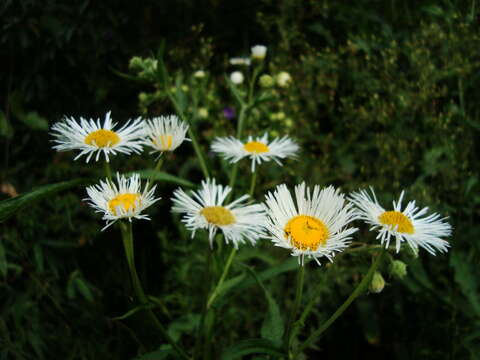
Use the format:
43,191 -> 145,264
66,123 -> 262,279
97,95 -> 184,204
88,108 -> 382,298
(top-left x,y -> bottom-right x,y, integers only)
211,133 -> 299,172
85,173 -> 160,230
264,183 -> 358,265
223,107 -> 236,120
50,111 -> 145,162
349,188 -> 452,255
251,45 -> 267,60
144,115 -> 189,154
171,179 -> 266,248
229,57 -> 251,66
230,71 -> 244,85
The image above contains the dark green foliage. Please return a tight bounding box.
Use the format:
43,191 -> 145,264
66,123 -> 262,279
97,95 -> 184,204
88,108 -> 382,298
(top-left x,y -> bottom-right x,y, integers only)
1,0 -> 479,359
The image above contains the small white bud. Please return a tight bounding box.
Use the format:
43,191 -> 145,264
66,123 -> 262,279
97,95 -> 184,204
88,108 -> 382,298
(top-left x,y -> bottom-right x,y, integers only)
230,71 -> 244,85
251,45 -> 267,60
194,70 -> 206,78
276,71 -> 292,88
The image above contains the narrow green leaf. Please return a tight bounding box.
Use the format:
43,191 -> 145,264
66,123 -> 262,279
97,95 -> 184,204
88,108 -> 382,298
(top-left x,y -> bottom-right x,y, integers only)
221,339 -> 284,360
0,178 -> 90,223
450,250 -> 480,317
74,277 -> 94,303
135,170 -> 195,188
111,305 -> 152,321
240,264 -> 284,345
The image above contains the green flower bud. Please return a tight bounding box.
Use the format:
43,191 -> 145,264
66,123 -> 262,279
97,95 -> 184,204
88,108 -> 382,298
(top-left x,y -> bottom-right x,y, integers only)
129,56 -> 143,70
198,108 -> 209,119
259,74 -> 274,88
390,260 -> 407,279
369,272 -> 385,294
138,92 -> 148,103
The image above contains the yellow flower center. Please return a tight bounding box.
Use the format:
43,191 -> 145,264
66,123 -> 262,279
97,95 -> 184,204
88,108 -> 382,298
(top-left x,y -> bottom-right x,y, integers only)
284,215 -> 329,251
108,193 -> 140,215
378,211 -> 415,234
84,129 -> 120,147
200,206 -> 236,226
154,134 -> 173,150
243,141 -> 269,154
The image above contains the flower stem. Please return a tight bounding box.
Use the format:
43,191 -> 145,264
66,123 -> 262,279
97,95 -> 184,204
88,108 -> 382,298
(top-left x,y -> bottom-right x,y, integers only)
296,249 -> 386,355
119,221 -> 190,360
248,170 -> 257,197
147,155 -> 165,191
167,93 -> 210,179
104,161 -> 113,182
285,264 -> 305,355
206,247 -> 237,309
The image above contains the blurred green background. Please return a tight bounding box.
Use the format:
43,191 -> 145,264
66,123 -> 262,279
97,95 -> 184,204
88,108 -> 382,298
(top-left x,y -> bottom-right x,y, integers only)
1,0 -> 480,359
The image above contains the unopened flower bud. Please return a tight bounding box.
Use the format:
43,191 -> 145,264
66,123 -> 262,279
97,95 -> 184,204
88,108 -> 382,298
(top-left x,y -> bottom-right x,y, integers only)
251,45 -> 267,60
230,71 -> 244,85
369,272 -> 385,294
194,70 -> 206,78
276,71 -> 292,88
390,260 -> 407,279
198,108 -> 209,119
259,74 -> 274,88
129,56 -> 143,70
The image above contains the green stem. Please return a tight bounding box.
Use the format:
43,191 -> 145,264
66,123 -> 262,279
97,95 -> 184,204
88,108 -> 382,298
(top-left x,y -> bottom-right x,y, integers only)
168,93 -> 210,179
104,161 -> 113,182
248,170 -> 257,197
206,247 -> 237,309
296,250 -> 386,355
120,221 -> 190,360
285,265 -> 305,355
147,155 -> 165,191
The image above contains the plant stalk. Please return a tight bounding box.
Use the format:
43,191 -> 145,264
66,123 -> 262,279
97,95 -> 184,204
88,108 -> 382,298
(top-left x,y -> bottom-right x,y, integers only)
206,247 -> 237,309
296,249 -> 386,355
120,221 -> 190,360
285,264 -> 305,355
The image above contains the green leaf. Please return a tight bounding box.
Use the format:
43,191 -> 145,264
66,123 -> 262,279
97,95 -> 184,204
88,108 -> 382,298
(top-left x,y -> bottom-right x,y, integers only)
0,111 -> 13,138
19,111 -> 49,131
450,250 -> 480,317
221,339 -> 284,360
74,277 -> 94,302
0,178 -> 90,223
135,170 -> 195,188
111,305 -> 152,321
240,264 -> 284,345
167,314 -> 200,341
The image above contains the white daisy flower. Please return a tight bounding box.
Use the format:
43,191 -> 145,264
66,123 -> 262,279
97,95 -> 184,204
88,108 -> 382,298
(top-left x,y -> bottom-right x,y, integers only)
211,133 -> 299,172
144,115 -> 189,154
349,188 -> 452,255
85,173 -> 160,230
171,178 -> 266,248
50,111 -> 145,163
229,57 -> 251,66
264,183 -> 358,265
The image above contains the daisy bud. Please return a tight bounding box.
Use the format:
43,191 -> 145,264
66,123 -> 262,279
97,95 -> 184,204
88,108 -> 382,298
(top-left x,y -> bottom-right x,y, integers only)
194,70 -> 206,78
230,71 -> 244,85
251,45 -> 267,60
259,74 -> 274,88
276,71 -> 292,88
129,56 -> 143,70
198,108 -> 209,119
390,260 -> 407,279
369,272 -> 385,293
